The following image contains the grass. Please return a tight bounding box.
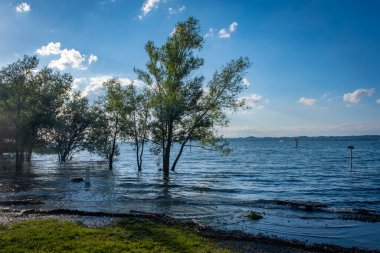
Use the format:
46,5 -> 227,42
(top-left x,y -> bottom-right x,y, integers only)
246,211 -> 263,220
0,219 -> 231,253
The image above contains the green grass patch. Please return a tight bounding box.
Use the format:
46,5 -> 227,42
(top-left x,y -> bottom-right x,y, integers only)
246,211 -> 263,220
0,219 -> 230,253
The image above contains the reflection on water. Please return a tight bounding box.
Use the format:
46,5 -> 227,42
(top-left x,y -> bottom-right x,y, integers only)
0,140 -> 380,249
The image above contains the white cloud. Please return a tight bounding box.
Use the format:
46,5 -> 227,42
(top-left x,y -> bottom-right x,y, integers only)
48,49 -> 85,71
242,77 -> 250,88
88,54 -> 98,65
36,42 -> 97,71
77,76 -> 146,97
16,2 -> 31,13
36,42 -> 62,56
239,93 -> 263,108
218,21 -> 238,39
204,28 -> 214,38
139,0 -> 160,19
298,97 -> 317,106
168,5 -> 185,15
343,88 -> 375,104
376,98 -> 380,104
218,28 -> 230,39
72,78 -> 86,91
229,22 -> 238,32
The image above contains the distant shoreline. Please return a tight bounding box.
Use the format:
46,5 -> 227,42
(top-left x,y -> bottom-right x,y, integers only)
229,135 -> 380,142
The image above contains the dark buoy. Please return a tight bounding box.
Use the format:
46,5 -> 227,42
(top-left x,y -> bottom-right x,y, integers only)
294,138 -> 299,148
348,145 -> 354,171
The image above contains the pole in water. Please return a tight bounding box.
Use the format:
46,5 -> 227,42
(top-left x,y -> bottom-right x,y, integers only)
348,145 -> 354,171
294,138 -> 299,148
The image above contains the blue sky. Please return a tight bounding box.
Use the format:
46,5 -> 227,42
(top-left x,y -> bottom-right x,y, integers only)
1,0 -> 380,137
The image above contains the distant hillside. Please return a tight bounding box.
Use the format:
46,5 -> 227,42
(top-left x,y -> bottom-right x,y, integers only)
231,135 -> 380,141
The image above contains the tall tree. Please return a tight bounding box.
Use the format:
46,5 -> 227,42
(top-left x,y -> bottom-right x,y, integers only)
135,17 -> 250,177
0,55 -> 39,166
25,67 -> 72,160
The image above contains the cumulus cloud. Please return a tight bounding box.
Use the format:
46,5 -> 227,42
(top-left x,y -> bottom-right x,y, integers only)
16,2 -> 31,13
36,42 -> 62,56
343,88 -> 375,104
239,93 -> 264,109
229,22 -> 238,32
218,21 -> 238,39
48,49 -> 85,71
376,98 -> 380,104
139,0 -> 160,19
76,76 -> 146,97
36,42 -> 97,71
88,54 -> 98,65
298,97 -> 317,106
218,28 -> 230,39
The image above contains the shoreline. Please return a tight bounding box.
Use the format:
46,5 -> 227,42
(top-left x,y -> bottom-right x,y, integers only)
1,208 -> 378,253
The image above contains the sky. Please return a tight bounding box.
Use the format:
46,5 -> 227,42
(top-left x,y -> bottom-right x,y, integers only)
1,0 -> 380,137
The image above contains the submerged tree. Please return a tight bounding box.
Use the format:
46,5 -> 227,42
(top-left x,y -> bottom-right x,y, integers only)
135,17 -> 250,177
0,56 -> 39,166
0,55 -> 71,166
87,78 -> 150,171
87,78 -> 130,170
41,93 -> 92,162
123,85 -> 150,172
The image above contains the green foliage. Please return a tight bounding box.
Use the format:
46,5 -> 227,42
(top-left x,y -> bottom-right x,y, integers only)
41,93 -> 92,162
123,84 -> 151,171
135,17 -> 251,174
0,219 -> 230,253
0,55 -> 71,162
87,78 -> 133,169
87,78 -> 151,171
246,211 -> 264,220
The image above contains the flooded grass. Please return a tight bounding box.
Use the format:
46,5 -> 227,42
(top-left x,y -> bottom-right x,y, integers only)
246,211 -> 263,220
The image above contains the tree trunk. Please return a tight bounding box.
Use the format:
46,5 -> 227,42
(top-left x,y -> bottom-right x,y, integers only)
162,149 -> 170,176
162,120 -> 174,177
15,150 -> 21,169
26,147 -> 32,162
109,135 -> 117,171
109,117 -> 119,171
171,139 -> 188,171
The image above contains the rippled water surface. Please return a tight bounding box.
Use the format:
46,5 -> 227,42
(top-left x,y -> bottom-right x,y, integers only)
1,140 -> 380,249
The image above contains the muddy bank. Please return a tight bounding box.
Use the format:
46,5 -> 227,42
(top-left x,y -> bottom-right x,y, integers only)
0,208 -> 378,253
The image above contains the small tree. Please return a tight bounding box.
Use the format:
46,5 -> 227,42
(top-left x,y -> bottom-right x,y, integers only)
87,78 -> 129,170
135,17 -> 250,177
41,93 -> 92,162
123,85 -> 150,172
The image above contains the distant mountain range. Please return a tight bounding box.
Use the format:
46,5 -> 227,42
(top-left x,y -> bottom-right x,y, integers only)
231,135 -> 380,141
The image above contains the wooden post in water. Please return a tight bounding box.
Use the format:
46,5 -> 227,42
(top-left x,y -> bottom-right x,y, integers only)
348,145 -> 354,171
294,138 -> 299,148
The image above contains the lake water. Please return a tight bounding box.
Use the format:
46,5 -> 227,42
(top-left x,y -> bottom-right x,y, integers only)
1,140 -> 380,250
